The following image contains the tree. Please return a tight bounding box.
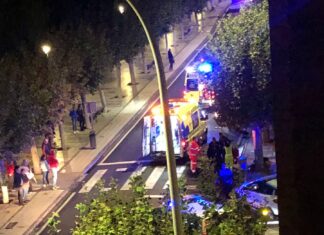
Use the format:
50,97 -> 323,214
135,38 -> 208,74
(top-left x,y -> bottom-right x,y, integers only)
182,0 -> 208,25
70,176 -> 202,235
208,1 -> 271,168
0,49 -> 63,153
204,194 -> 268,235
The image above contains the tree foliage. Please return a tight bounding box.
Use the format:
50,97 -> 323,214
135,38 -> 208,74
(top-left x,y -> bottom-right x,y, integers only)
182,0 -> 208,15
0,49 -> 62,152
208,1 -> 271,130
204,194 -> 268,235
72,177 -> 172,235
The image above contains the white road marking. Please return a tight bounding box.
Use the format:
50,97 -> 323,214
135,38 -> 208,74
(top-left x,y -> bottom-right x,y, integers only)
163,166 -> 186,189
98,160 -> 151,166
116,168 -> 128,172
36,192 -> 76,235
144,195 -> 165,199
120,166 -> 147,190
101,187 -> 112,192
79,170 -> 107,193
145,166 -> 165,189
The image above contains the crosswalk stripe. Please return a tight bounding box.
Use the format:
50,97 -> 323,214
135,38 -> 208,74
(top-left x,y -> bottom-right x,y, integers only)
120,166 -> 147,190
79,170 -> 107,193
145,166 -> 166,189
99,160 -> 151,166
144,195 -> 165,199
163,166 -> 186,189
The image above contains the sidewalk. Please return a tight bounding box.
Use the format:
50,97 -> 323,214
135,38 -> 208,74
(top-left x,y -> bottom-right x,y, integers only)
0,2 -> 232,235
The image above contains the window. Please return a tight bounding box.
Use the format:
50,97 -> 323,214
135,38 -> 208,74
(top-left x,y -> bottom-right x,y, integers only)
186,79 -> 199,91
191,111 -> 199,130
247,181 -> 276,195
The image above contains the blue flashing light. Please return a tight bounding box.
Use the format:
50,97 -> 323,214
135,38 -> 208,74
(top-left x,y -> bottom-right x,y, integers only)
198,62 -> 213,73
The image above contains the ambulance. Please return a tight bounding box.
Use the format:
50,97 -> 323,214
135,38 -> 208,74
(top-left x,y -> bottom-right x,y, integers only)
183,62 -> 215,108
142,99 -> 208,161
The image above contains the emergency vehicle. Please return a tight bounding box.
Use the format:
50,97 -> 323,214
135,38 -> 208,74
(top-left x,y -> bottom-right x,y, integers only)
142,99 -> 208,161
183,63 -> 216,108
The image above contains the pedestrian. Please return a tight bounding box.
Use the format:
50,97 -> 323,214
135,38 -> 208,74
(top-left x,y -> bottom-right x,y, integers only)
5,160 -> 15,191
77,104 -> 85,131
19,159 -> 36,191
42,137 -> 51,158
231,144 -> 239,165
69,107 -> 79,134
219,133 -> 230,147
40,155 -> 50,188
45,120 -> 56,148
207,137 -> 218,160
215,141 -> 225,173
13,165 -> 24,205
168,49 -> 175,71
20,168 -> 30,203
47,150 -> 59,190
225,144 -> 233,169
189,137 -> 200,175
218,163 -> 233,199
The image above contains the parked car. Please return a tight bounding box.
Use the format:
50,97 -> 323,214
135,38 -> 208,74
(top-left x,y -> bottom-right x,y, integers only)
225,0 -> 254,16
236,174 -> 278,219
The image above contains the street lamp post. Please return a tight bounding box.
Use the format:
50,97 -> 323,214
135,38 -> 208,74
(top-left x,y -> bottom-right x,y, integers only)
119,1 -> 183,234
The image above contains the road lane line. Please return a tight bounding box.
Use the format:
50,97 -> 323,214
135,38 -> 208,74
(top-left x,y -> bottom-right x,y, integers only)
79,170 -> 107,193
116,168 -> 128,172
36,192 -> 76,235
163,166 -> 186,189
98,160 -> 151,166
120,166 -> 147,190
145,166 -> 165,189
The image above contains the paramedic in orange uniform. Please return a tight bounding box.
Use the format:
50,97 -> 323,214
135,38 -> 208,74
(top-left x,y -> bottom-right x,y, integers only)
189,137 -> 200,174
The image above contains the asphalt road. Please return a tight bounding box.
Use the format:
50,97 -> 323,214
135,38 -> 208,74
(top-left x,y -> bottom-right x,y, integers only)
41,67 -> 189,234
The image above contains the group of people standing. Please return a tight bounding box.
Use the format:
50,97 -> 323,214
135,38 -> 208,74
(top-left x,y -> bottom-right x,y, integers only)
41,136 -> 59,190
207,133 -> 239,172
69,104 -> 85,134
207,133 -> 241,199
4,159 -> 37,205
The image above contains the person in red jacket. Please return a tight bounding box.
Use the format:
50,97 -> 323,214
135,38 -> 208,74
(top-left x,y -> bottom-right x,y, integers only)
189,137 -> 200,174
47,150 -> 59,190
6,160 -> 15,191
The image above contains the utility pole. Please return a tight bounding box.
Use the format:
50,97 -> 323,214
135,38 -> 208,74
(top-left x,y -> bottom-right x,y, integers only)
121,1 -> 183,234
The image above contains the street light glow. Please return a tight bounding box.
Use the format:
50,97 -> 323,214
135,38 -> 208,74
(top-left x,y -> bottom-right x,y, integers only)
118,5 -> 125,14
41,44 -> 51,56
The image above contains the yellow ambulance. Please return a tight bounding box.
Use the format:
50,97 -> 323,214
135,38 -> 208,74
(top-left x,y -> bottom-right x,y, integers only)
142,99 -> 208,161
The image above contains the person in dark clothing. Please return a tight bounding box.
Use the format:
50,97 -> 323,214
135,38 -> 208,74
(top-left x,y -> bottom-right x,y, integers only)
168,49 -> 175,71
13,165 -> 24,205
42,137 -> 51,157
207,137 -> 218,159
218,163 -> 233,199
69,107 -> 79,134
219,132 -> 231,147
77,104 -> 85,131
215,141 -> 225,173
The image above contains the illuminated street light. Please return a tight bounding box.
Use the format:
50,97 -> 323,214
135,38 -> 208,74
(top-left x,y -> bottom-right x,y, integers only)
119,1 -> 183,234
118,5 -> 125,14
41,44 -> 51,56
